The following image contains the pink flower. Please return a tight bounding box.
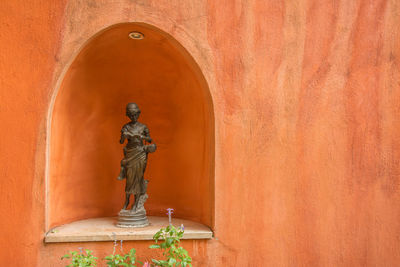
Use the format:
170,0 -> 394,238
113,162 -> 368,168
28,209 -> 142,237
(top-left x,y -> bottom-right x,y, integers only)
143,262 -> 150,267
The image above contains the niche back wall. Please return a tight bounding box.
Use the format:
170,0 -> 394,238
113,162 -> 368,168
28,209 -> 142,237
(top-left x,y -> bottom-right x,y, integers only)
49,23 -> 214,229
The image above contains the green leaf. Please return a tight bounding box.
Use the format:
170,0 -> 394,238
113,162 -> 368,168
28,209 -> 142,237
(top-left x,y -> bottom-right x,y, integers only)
166,237 -> 174,247
168,258 -> 177,265
149,244 -> 160,249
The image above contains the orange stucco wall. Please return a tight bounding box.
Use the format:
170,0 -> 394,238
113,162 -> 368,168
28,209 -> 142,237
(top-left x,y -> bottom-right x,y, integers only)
49,23 -> 214,228
1,0 -> 400,266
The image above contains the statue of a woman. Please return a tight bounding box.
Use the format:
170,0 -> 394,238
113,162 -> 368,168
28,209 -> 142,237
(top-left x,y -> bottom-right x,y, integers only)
117,103 -> 156,212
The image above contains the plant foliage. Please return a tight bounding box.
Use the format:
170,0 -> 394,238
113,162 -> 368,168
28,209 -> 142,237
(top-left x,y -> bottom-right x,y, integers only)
149,225 -> 192,267
61,223 -> 193,266
105,248 -> 138,267
61,249 -> 98,267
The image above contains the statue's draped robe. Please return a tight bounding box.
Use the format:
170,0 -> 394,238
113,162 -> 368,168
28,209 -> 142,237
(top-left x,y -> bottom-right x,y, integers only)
121,123 -> 148,195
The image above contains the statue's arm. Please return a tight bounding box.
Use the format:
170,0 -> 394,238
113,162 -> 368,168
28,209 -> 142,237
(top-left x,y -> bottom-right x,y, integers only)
143,127 -> 153,143
120,128 -> 127,144
143,126 -> 156,153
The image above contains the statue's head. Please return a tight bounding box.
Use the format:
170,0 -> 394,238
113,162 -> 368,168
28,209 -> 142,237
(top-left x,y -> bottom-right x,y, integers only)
126,103 -> 141,122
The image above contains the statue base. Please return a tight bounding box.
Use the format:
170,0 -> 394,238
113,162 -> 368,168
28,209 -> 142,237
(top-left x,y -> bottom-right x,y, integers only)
116,209 -> 149,228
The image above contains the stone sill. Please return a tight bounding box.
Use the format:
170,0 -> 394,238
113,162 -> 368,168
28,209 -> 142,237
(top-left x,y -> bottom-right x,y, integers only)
44,216 -> 213,243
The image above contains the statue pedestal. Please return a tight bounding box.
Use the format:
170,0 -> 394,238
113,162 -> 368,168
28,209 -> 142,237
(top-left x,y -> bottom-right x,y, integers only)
116,209 -> 149,228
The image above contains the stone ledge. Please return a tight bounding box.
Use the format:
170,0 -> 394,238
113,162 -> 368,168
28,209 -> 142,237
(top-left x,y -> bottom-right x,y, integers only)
44,216 -> 213,243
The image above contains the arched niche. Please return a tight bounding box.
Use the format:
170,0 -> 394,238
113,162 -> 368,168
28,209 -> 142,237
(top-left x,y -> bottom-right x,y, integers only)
49,23 -> 214,229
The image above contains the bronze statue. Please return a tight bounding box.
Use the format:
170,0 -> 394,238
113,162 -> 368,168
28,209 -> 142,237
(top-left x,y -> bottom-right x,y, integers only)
116,103 -> 156,227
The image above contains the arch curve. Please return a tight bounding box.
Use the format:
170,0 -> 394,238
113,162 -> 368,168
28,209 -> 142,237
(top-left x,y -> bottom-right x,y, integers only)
48,22 -> 214,229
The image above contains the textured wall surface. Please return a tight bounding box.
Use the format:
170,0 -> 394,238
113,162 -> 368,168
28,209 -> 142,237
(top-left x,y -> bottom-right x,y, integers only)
1,0 -> 400,266
0,0 -> 67,265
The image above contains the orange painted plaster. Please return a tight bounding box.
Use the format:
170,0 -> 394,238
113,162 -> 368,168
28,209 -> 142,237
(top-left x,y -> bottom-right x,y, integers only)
1,0 -> 400,266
